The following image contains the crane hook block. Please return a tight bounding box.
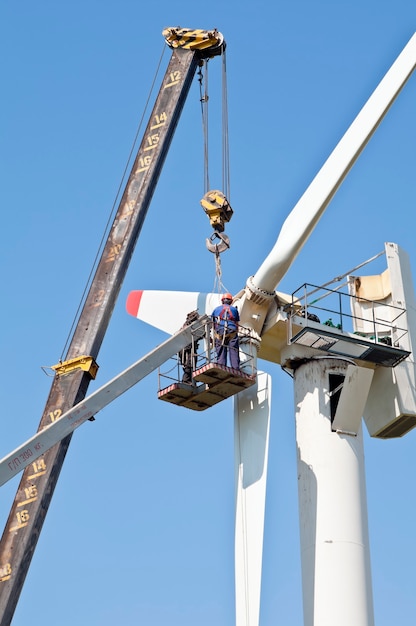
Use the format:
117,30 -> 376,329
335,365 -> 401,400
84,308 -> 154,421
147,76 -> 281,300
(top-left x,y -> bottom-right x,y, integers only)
200,190 -> 233,233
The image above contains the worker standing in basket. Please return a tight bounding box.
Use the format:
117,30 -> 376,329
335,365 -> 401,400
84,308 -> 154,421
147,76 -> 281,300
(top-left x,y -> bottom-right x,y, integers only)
179,310 -> 200,384
212,293 -> 240,369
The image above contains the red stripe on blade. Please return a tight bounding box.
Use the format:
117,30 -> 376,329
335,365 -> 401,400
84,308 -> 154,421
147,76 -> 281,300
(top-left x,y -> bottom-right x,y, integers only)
126,290 -> 143,317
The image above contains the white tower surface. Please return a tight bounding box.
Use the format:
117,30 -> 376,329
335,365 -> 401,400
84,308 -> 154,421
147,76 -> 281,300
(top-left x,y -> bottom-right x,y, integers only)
293,358 -> 374,626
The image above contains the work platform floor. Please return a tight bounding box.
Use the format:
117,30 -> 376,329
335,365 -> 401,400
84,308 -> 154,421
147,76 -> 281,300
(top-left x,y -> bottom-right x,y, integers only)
158,362 -> 256,411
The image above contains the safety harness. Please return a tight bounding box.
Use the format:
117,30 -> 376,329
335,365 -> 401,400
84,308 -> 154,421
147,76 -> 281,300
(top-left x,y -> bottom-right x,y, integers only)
214,305 -> 238,340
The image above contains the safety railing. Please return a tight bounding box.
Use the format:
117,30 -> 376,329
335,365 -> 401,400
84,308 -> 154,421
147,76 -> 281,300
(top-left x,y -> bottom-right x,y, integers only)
289,282 -> 408,345
284,283 -> 410,367
157,317 -> 257,391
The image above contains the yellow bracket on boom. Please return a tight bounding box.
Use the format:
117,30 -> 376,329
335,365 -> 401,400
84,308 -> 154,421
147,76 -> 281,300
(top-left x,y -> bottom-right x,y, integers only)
200,190 -> 233,232
51,355 -> 99,380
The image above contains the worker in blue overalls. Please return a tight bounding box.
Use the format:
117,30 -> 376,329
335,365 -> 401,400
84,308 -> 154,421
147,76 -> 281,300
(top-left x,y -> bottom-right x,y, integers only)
212,293 -> 240,369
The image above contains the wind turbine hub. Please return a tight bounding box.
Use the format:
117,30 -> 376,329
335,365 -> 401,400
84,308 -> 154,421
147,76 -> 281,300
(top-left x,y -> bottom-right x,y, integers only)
245,275 -> 276,306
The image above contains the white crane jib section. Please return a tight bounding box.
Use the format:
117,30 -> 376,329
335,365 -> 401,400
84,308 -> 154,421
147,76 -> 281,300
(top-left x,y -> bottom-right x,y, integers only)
0,315 -> 209,487
240,32 -> 416,334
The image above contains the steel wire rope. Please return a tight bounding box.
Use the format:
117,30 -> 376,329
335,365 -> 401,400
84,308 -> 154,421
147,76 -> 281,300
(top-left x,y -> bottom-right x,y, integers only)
212,250 -> 229,294
199,53 -> 232,296
198,60 -> 210,193
213,48 -> 231,296
221,48 -> 230,199
59,43 -> 167,362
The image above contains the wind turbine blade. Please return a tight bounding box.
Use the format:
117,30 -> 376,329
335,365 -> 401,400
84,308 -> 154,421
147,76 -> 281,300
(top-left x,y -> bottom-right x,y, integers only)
253,32 -> 416,293
0,317 -> 209,487
126,290 -> 221,334
234,371 -> 271,626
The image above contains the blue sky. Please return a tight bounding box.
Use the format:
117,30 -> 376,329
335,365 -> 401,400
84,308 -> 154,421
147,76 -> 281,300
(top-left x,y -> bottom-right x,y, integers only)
1,2 -> 416,625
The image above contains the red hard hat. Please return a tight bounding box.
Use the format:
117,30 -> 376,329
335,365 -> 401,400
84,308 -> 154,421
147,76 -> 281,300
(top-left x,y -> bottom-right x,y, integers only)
222,293 -> 233,302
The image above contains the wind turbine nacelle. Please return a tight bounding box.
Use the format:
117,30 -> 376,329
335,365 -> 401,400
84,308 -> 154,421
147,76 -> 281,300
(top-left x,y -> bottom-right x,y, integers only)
349,243 -> 416,439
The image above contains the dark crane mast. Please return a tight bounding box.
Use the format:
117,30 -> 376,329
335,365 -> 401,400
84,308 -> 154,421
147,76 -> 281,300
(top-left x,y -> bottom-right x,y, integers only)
0,27 -> 225,625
